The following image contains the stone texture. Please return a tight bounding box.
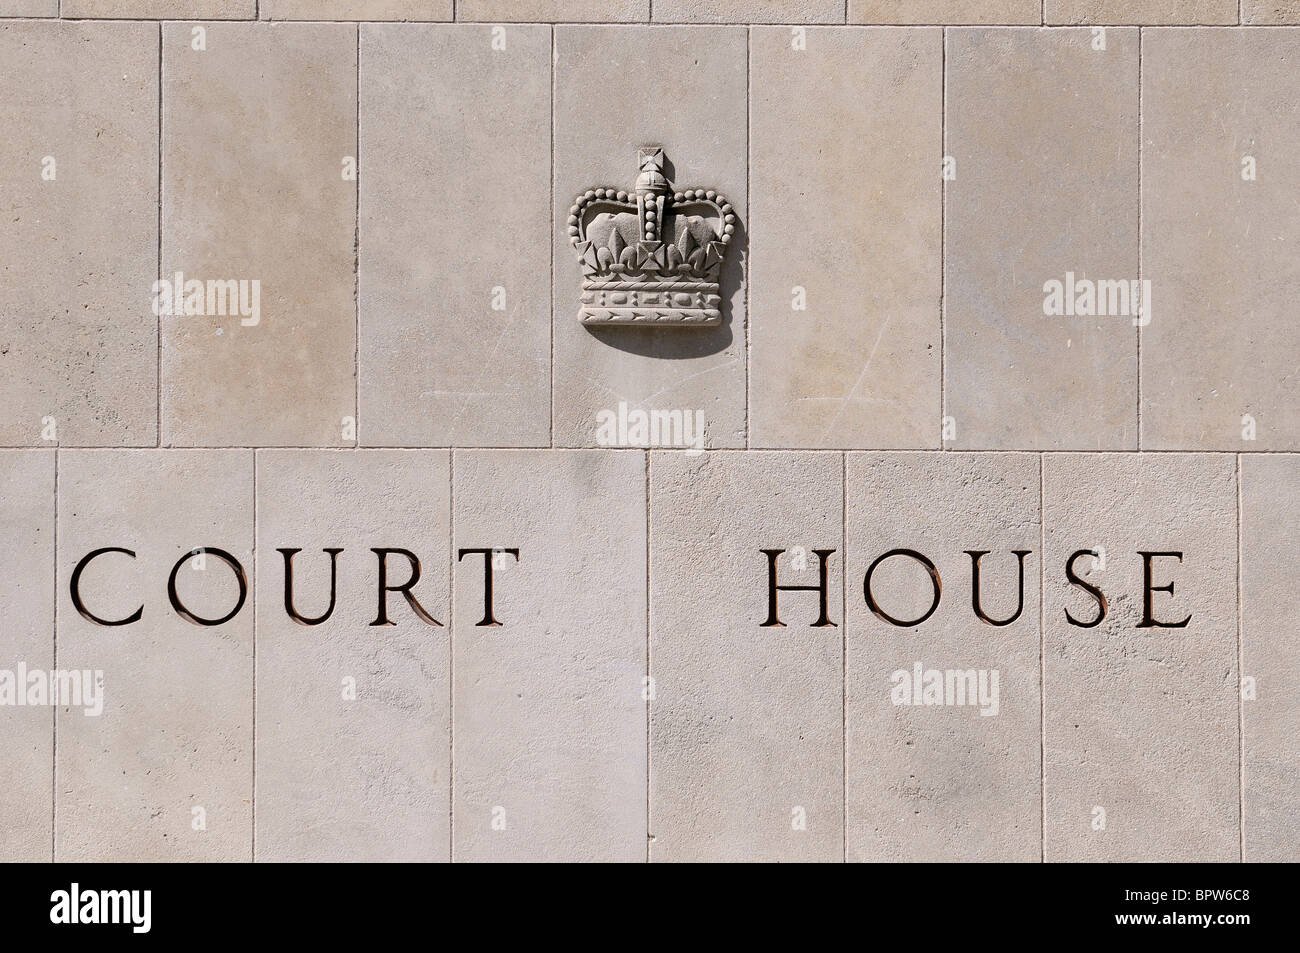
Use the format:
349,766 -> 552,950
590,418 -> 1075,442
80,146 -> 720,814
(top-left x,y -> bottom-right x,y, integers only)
750,27 -> 940,449
654,0 -> 845,22
1243,1 -> 1300,23
1042,453 -> 1238,862
946,28 -> 1139,450
846,452 -> 1040,861
458,0 -> 647,20
0,1 -> 56,15
1241,454 -> 1300,861
57,450 -> 253,861
161,23 -> 356,447
0,22 -> 157,448
263,0 -> 452,18
452,449 -> 646,861
62,0 -> 254,16
1142,29 -> 1300,450
0,2 -> 1286,868
359,25 -> 550,447
1045,0 -> 1237,23
650,451 -> 842,861
850,0 -> 1040,22
554,26 -> 747,448
255,450 -> 450,861
0,451 -> 54,862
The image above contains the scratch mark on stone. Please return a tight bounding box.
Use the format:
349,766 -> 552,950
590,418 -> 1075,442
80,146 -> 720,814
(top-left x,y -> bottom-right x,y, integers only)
819,316 -> 892,440
449,299 -> 520,440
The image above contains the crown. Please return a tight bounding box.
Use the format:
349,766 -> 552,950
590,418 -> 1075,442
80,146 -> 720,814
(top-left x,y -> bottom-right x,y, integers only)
568,147 -> 737,327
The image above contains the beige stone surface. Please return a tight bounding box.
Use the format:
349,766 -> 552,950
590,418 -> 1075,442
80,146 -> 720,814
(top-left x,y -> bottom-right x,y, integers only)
0,4 -> 1286,867
62,0 -> 254,16
650,451 -> 842,861
0,451 -> 54,862
945,28 -> 1139,450
1042,453 -> 1238,861
161,23 -> 357,447
553,26 -> 748,448
1142,29 -> 1300,450
1243,1 -> 1300,22
452,449 -> 646,861
0,22 -> 157,448
358,25 -> 550,447
654,0 -> 845,22
846,452 -> 1040,861
458,0 -> 647,20
1045,0 -> 1237,23
57,450 -> 253,861
255,450 -> 450,861
0,1 -> 56,15
263,0 -> 452,18
850,0 -> 1040,22
1241,454 -> 1300,861
750,27 -> 940,448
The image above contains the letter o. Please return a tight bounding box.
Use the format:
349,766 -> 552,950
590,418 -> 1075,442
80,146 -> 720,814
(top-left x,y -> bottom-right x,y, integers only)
168,547 -> 248,626
863,549 -> 942,627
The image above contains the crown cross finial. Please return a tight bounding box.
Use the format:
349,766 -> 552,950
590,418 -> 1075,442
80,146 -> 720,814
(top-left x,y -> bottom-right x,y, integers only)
568,148 -> 736,327
636,147 -> 668,196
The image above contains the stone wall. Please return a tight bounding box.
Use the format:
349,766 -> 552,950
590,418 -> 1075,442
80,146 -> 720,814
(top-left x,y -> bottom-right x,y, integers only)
1,1 -> 1297,861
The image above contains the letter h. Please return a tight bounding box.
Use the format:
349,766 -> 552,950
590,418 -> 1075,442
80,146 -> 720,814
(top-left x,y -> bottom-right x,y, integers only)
759,549 -> 837,628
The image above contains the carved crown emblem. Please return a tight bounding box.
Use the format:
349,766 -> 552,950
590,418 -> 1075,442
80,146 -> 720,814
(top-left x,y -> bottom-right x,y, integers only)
568,147 -> 737,327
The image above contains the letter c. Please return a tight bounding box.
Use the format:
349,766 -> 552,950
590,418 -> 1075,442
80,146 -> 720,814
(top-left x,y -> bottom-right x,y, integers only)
70,547 -> 143,626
